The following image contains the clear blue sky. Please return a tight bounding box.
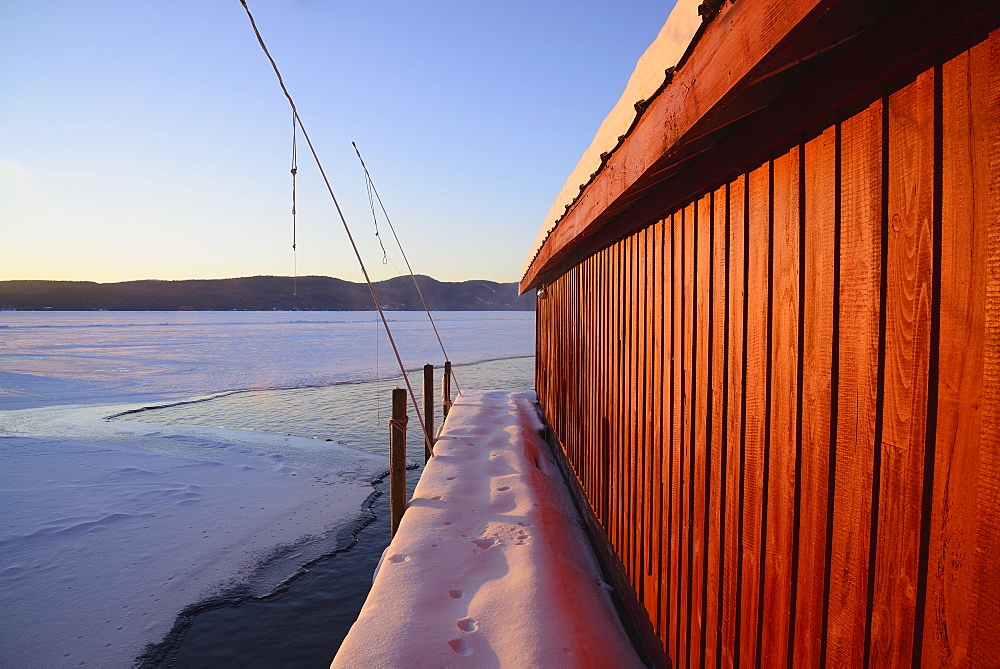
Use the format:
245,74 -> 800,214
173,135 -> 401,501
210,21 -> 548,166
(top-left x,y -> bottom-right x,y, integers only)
1,1 -> 675,284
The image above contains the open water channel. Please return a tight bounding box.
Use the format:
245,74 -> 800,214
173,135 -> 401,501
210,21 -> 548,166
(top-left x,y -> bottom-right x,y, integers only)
116,356 -> 535,667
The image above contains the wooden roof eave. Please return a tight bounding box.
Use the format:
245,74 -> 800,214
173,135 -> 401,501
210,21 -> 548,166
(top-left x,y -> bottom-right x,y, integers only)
520,0 -> 865,293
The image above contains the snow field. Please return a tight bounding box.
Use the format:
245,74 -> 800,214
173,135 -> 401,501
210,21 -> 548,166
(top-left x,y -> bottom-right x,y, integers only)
0,405 -> 384,667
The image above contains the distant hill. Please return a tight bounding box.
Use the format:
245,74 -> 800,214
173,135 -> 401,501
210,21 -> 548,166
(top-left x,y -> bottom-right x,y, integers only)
0,275 -> 535,311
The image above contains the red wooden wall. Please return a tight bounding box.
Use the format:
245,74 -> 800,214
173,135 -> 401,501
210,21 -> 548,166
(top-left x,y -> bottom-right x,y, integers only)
535,31 -> 999,667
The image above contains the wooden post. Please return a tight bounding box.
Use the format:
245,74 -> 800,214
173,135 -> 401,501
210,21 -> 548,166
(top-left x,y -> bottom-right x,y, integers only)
422,363 -> 434,462
442,360 -> 452,419
389,387 -> 406,538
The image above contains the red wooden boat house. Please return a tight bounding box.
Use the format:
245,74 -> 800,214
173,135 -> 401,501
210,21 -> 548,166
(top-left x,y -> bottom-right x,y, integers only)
521,0 -> 999,665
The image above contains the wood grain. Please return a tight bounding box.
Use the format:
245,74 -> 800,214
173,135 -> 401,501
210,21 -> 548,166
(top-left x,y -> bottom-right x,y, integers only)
671,210 -> 684,664
869,69 -> 935,667
529,26 -> 999,667
920,38 -> 994,667
969,28 -> 1000,668
793,126 -> 836,667
741,162 -> 770,667
682,201 -> 696,667
724,175 -> 747,669
761,146 -> 800,668
651,219 -> 665,636
691,195 -> 712,669
706,186 -> 727,669
824,99 -> 881,668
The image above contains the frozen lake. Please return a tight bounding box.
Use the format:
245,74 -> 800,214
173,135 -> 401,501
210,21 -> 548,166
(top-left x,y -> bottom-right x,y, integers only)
0,311 -> 534,667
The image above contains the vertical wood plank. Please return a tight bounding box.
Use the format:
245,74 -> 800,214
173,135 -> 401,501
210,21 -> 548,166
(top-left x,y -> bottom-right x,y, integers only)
614,241 -> 622,566
584,264 -> 589,472
641,224 -> 656,616
691,196 -> 711,669
589,252 -> 598,520
620,236 -> 629,580
921,39 -> 994,667
635,229 -> 646,615
655,217 -> 667,642
680,202 -> 694,667
589,259 -> 596,486
869,68 -> 936,667
794,126 -> 836,667
619,238 -> 629,559
825,99 -> 881,668
707,185 -> 727,669
587,251 -> 594,518
672,208 -> 685,663
632,231 -> 642,594
969,29 -> 1000,667
600,247 -> 609,524
637,227 -> 649,606
607,248 -> 617,559
666,212 -> 679,655
761,147 -> 800,668
600,247 -> 610,525
577,265 -> 584,469
741,162 -> 770,667
723,175 -> 747,669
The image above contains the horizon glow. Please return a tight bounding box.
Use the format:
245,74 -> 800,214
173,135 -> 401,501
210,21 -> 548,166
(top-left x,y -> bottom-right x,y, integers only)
0,1 -> 676,284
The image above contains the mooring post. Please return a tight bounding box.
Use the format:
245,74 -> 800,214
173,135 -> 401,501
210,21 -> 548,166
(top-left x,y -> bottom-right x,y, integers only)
442,360 -> 453,420
422,363 -> 434,462
389,387 -> 407,538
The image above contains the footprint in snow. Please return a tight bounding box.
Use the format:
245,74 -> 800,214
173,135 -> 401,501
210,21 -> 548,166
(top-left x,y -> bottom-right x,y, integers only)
457,617 -> 478,632
448,638 -> 473,656
471,538 -> 499,550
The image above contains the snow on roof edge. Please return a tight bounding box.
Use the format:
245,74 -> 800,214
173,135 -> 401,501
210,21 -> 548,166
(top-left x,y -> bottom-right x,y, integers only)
520,0 -> 703,283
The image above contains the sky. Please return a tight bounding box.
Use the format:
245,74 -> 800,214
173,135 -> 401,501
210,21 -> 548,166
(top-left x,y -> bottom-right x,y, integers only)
1,1 -> 676,285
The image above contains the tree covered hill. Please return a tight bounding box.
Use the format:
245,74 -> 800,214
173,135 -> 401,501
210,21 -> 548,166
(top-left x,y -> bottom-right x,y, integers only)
0,275 -> 535,311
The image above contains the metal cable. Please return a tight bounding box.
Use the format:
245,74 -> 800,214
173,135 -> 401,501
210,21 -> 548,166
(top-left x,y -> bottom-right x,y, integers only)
351,142 -> 462,394
239,0 -> 431,449
291,109 -> 298,295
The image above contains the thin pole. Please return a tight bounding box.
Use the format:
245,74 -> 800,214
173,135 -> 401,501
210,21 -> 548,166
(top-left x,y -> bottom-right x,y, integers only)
389,388 -> 407,538
423,364 -> 434,462
443,360 -> 453,420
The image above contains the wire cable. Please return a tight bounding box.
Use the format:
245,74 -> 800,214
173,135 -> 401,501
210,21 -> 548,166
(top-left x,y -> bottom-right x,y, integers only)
352,142 -> 462,394
239,0 -> 432,449
291,109 -> 298,295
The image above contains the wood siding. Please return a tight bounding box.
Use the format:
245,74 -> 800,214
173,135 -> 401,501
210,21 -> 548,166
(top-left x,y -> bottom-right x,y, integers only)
535,36 -> 999,667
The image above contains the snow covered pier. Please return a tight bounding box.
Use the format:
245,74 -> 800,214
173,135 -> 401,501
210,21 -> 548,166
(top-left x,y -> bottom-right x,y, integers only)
333,390 -> 642,667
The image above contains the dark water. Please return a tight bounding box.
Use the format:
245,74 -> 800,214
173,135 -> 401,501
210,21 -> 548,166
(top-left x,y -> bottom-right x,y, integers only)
121,356 -> 534,667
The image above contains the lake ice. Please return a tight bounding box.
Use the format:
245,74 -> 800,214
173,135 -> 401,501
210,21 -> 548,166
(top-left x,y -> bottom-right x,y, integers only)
0,311 -> 534,667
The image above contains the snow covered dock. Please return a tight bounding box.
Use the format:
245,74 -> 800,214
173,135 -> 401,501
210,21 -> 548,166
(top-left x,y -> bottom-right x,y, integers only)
333,390 -> 642,667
